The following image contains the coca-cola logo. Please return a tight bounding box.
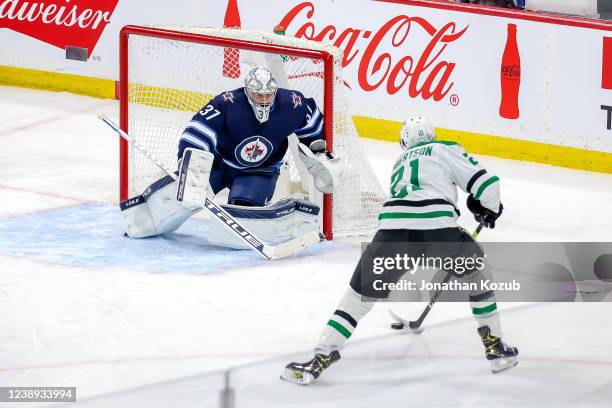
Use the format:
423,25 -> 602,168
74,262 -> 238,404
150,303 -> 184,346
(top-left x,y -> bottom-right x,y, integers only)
0,0 -> 119,58
276,2 -> 467,102
502,64 -> 520,78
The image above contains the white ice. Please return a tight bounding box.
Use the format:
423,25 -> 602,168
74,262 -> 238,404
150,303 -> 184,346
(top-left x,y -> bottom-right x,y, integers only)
0,86 -> 611,407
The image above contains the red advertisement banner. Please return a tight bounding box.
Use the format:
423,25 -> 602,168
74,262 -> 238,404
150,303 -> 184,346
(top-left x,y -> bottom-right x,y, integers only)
0,0 -> 119,57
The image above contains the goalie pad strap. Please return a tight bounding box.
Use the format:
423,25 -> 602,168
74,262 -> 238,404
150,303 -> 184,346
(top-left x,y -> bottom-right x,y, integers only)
223,198 -> 320,219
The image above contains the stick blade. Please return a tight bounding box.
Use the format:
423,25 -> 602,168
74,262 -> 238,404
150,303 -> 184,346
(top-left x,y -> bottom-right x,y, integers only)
265,231 -> 321,260
389,308 -> 424,333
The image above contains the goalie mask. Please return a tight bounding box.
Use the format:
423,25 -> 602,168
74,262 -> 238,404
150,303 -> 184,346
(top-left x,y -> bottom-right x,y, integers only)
244,66 -> 278,123
400,113 -> 436,151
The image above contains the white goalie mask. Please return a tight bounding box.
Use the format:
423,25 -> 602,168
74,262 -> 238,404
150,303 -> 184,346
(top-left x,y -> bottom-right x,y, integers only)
400,113 -> 436,151
244,66 -> 278,123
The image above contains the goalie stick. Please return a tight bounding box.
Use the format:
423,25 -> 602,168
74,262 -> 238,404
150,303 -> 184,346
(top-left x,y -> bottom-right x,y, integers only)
389,224 -> 485,332
98,114 -> 320,260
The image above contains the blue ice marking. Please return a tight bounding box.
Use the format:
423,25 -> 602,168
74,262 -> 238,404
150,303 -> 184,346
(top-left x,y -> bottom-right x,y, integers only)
0,203 -> 341,273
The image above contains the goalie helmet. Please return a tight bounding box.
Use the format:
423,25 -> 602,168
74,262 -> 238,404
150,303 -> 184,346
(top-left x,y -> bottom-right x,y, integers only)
244,66 -> 278,123
400,113 -> 436,151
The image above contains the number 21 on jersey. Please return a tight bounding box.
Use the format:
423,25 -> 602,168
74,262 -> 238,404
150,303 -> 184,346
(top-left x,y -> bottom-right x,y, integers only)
390,159 -> 420,198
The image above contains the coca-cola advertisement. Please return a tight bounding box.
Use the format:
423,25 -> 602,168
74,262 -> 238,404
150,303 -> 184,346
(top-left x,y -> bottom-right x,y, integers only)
499,23 -> 520,119
275,2 -> 467,103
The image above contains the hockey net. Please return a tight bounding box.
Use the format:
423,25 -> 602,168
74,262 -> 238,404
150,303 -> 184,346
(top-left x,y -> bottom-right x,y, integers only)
119,25 -> 384,239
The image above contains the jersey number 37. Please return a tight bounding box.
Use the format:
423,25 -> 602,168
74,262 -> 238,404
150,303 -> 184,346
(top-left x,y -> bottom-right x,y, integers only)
390,159 -> 421,199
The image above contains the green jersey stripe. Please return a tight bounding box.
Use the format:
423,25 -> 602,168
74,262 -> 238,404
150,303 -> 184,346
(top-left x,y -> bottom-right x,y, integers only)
411,140 -> 459,149
474,176 -> 500,200
327,319 -> 352,339
472,303 -> 498,315
378,211 -> 455,220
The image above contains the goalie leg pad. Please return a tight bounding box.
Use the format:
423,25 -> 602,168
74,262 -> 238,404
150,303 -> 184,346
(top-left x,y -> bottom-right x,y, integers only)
207,198 -> 320,249
120,176 -> 200,238
177,148 -> 214,209
148,181 -> 200,234
120,196 -> 158,238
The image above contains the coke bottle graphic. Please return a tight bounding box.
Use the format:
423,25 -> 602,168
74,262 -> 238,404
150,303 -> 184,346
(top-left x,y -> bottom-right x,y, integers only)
499,23 -> 520,119
222,0 -> 241,79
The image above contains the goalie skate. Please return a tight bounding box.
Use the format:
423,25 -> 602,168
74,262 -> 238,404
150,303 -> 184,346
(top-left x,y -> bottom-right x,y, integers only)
280,351 -> 340,385
478,326 -> 519,373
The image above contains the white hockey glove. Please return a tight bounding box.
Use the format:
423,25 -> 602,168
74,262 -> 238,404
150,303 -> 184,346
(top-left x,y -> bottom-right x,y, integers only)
297,140 -> 343,194
176,148 -> 215,209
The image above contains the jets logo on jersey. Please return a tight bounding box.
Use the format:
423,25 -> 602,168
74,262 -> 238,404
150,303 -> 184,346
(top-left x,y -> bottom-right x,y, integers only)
291,92 -> 302,108
235,136 -> 273,167
223,91 -> 235,103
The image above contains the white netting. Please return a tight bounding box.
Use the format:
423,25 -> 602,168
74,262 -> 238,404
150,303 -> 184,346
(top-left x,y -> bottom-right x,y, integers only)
124,26 -> 384,236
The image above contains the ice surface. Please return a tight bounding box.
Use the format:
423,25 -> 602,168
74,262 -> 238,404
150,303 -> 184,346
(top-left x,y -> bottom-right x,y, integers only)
0,86 -> 611,407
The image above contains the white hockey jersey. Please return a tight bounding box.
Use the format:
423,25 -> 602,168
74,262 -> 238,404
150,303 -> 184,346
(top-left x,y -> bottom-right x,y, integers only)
378,141 -> 501,230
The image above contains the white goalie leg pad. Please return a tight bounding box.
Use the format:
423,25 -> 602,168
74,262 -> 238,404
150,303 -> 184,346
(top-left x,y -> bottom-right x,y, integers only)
297,142 -> 343,194
120,196 -> 158,238
207,198 -> 320,249
120,176 -> 200,238
176,148 -> 214,209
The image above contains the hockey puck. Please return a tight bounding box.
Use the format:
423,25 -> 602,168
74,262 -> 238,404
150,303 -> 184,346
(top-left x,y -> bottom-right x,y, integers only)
391,322 -> 405,330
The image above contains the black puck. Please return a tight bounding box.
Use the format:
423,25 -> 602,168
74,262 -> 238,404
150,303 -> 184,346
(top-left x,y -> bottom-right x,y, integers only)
391,322 -> 405,330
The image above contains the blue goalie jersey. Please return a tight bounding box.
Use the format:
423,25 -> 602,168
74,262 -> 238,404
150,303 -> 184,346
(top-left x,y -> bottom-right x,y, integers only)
178,88 -> 324,171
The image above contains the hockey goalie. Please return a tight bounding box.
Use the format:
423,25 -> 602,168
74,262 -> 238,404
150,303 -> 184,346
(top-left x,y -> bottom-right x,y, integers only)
119,66 -> 341,250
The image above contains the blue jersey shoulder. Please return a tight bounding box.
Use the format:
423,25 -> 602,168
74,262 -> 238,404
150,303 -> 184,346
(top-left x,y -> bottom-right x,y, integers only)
177,87 -> 324,169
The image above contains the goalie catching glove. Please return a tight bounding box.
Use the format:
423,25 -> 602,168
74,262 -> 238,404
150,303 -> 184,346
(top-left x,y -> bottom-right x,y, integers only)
298,139 -> 343,194
467,194 -> 503,229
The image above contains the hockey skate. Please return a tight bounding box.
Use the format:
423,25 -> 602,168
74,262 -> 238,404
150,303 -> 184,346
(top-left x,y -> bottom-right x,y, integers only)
478,326 -> 519,373
280,351 -> 341,385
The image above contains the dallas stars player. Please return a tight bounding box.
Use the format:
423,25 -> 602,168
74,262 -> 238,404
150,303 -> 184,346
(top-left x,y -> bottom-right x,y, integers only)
281,113 -> 518,385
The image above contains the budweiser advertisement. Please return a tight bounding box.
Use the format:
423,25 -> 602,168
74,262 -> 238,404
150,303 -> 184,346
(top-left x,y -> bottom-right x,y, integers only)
0,0 -> 119,57
0,0 -> 610,156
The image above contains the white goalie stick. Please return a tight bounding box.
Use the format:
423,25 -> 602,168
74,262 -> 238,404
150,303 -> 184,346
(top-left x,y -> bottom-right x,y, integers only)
98,114 -> 321,260
389,224 -> 485,332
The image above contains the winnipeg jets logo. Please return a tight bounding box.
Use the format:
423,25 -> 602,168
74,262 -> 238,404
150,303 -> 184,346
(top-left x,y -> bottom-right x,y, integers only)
223,91 -> 235,103
245,141 -> 265,161
291,92 -> 302,108
235,136 -> 273,167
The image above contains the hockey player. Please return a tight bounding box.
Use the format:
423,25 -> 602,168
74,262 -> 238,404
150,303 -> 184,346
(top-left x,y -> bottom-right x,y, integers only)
281,113 -> 518,385
120,66 -> 340,245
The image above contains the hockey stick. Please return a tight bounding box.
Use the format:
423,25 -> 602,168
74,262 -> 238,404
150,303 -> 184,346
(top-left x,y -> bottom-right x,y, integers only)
98,114 -> 320,260
390,224 -> 484,332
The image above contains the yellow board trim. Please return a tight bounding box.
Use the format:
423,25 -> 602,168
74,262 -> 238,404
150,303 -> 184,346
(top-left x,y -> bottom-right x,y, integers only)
0,65 -> 115,99
1,65 -> 610,174
353,116 -> 612,174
